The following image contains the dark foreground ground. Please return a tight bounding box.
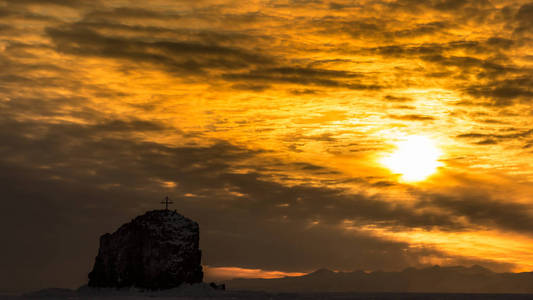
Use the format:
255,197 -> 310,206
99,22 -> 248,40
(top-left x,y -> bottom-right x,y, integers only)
3,289 -> 533,300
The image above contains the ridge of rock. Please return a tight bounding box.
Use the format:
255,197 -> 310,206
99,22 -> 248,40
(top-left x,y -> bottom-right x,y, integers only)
88,210 -> 203,289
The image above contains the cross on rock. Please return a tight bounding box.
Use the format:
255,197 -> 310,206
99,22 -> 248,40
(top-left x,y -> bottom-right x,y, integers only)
160,196 -> 173,210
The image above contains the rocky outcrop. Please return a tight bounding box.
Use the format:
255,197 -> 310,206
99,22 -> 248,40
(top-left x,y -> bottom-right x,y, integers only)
88,210 -> 203,289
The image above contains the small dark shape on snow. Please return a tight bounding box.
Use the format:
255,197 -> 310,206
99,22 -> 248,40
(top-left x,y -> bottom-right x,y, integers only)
209,282 -> 226,290
88,210 -> 203,289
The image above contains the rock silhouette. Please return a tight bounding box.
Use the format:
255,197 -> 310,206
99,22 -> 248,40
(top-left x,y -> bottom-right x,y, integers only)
88,210 -> 203,289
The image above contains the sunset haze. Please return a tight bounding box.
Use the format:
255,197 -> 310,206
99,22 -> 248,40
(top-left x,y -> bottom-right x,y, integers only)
1,0 -> 533,293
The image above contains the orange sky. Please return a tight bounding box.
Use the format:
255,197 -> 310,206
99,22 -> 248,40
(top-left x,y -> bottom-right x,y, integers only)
1,0 -> 533,291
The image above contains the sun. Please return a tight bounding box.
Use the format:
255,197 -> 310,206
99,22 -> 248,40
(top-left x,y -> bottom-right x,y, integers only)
380,135 -> 443,182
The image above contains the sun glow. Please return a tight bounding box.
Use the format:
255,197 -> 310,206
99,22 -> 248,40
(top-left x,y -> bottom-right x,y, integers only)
381,135 -> 443,182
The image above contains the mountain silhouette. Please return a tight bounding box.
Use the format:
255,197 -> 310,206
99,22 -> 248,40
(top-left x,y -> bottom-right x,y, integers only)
225,265 -> 533,293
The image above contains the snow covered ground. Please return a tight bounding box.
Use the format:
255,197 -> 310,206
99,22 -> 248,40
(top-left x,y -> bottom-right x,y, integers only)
3,284 -> 533,300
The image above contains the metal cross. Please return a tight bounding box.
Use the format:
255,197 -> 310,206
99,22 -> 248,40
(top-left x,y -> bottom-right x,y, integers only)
160,196 -> 173,210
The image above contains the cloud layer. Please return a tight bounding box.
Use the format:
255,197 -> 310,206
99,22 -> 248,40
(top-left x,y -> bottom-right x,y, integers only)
1,0 -> 533,293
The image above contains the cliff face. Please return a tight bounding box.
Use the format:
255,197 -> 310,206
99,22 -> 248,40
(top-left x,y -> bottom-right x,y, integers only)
88,210 -> 203,289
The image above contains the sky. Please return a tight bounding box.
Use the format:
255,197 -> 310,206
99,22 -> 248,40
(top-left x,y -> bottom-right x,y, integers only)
1,0 -> 533,293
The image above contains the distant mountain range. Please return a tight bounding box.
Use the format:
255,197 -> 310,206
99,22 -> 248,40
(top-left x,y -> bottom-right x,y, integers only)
225,266 -> 533,293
